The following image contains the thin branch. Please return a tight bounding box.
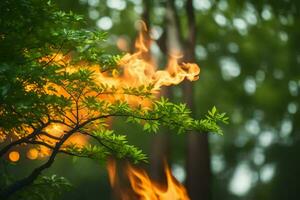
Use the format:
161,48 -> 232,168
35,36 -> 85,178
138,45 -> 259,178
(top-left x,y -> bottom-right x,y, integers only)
37,131 -> 61,140
55,95 -> 77,123
83,113 -> 163,126
59,84 -> 77,102
48,119 -> 74,129
8,105 -> 39,129
0,119 -> 69,157
0,123 -> 49,157
75,86 -> 86,125
78,130 -> 144,163
26,140 -> 89,158
40,38 -> 66,68
54,109 -> 77,126
94,91 -> 152,98
0,124 -> 80,199
78,130 -> 116,154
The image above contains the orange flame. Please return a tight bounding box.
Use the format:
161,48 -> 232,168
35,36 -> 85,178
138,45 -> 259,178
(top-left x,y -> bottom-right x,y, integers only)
117,21 -> 200,91
107,159 -> 190,200
3,21 -> 200,160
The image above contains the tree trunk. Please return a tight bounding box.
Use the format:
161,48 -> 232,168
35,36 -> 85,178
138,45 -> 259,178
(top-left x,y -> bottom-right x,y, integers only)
186,131 -> 211,200
184,0 -> 211,199
149,0 -> 182,184
149,106 -> 171,184
143,1 -> 212,199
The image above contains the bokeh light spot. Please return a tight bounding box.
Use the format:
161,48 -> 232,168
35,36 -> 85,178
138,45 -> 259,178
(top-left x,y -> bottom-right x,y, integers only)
171,163 -> 186,183
229,163 -> 252,196
27,148 -> 39,160
97,16 -> 113,30
9,151 -> 20,162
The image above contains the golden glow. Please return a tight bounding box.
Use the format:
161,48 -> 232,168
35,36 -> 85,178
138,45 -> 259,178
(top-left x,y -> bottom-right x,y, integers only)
0,128 -> 6,142
116,21 -> 200,92
26,148 -> 39,160
9,151 -> 20,162
107,159 -> 190,200
107,159 -> 117,187
116,37 -> 129,52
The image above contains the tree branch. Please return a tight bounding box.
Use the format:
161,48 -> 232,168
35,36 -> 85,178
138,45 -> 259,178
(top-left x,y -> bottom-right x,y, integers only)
0,125 -> 79,199
37,131 -> 61,140
0,123 -> 48,157
0,111 -> 166,198
27,140 -> 89,158
78,130 -> 116,155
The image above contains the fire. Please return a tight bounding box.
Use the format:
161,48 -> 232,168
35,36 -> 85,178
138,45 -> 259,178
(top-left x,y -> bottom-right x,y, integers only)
2,21 -> 200,160
107,159 -> 190,200
117,21 -> 200,91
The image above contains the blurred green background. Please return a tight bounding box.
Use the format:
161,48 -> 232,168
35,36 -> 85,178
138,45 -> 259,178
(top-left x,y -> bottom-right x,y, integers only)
7,0 -> 300,199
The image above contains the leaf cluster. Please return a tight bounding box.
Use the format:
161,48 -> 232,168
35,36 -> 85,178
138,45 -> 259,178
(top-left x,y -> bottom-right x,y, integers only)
10,175 -> 72,200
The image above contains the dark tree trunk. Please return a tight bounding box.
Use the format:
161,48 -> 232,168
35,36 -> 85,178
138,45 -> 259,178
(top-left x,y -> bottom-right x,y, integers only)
184,0 -> 211,199
140,0 -> 172,185
141,1 -> 212,199
186,131 -> 211,200
149,0 -> 180,184
149,116 -> 170,184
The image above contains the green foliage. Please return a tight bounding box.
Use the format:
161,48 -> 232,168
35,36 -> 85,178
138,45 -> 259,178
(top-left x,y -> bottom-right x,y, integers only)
98,54 -> 122,72
90,129 -> 147,162
64,129 -> 147,163
11,175 -> 72,200
1,159 -> 71,200
0,0 -> 111,131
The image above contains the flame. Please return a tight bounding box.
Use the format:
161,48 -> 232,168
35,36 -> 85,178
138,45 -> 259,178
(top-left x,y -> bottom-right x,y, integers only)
2,21 -> 200,160
107,159 -> 190,200
117,21 -> 200,91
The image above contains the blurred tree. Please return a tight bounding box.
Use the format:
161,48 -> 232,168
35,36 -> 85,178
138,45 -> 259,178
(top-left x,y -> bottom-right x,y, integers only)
183,0 -> 212,199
